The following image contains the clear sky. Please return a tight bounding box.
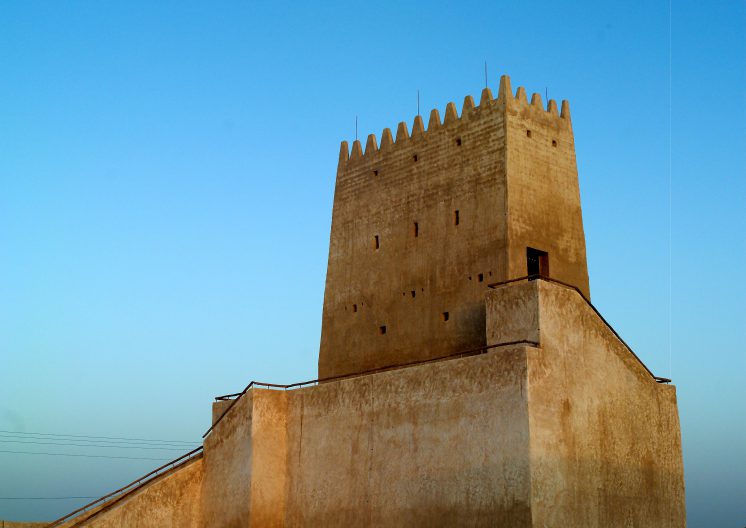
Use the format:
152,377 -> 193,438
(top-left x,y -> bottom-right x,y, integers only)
0,1 -> 743,524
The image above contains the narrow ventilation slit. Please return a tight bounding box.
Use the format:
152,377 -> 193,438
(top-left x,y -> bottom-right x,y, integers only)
373,169 -> 379,176
373,235 -> 380,250
413,222 -> 419,237
441,311 -> 449,322
478,273 -> 484,282
410,290 -> 416,298
352,304 -> 357,313
379,325 -> 387,335
454,210 -> 460,226
526,130 -> 532,138
413,154 -> 418,162
455,137 -> 462,146
552,140 -> 557,147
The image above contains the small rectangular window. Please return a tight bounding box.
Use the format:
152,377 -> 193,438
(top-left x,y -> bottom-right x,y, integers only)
526,129 -> 532,138
527,247 -> 549,277
413,222 -> 419,237
478,273 -> 484,283
411,290 -> 416,298
373,235 -> 380,250
454,210 -> 460,226
352,304 -> 357,313
441,311 -> 449,322
379,325 -> 387,335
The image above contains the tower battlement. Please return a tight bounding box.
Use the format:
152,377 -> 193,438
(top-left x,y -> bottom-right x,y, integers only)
320,74 -> 590,379
339,76 -> 572,166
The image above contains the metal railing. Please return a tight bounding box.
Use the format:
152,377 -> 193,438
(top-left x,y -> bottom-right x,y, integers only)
487,275 -> 672,384
204,339 -> 540,439
45,446 -> 203,527
205,276 -> 672,440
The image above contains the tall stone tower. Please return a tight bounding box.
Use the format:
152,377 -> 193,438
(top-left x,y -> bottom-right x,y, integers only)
47,75 -> 685,528
320,75 -> 590,378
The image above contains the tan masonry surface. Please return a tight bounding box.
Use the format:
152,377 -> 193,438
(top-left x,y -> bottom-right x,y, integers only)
319,76 -> 589,379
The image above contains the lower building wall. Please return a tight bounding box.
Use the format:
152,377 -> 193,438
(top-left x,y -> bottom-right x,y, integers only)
283,348 -> 533,527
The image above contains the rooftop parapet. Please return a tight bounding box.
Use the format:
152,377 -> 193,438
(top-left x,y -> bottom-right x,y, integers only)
338,75 -> 572,166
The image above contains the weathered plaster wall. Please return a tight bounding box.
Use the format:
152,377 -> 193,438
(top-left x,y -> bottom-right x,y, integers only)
203,351 -> 533,527
487,280 -> 686,527
73,456 -> 203,528
202,391 -> 288,528
246,390 -> 287,528
285,348 -> 533,527
319,77 -> 589,379
201,392 -> 253,527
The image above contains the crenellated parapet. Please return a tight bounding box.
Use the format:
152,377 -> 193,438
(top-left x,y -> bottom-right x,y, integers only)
338,75 -> 572,167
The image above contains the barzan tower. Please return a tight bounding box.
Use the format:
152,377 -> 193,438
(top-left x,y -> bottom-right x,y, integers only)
321,75 -> 589,378
46,76 -> 685,528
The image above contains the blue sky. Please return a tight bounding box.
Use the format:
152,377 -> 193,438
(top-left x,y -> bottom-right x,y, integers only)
0,1 -> 743,524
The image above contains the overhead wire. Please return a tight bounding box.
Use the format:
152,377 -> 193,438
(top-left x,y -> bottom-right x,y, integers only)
0,496 -> 98,500
0,434 -> 196,448
0,449 -> 172,461
0,439 -> 196,451
0,429 -> 195,445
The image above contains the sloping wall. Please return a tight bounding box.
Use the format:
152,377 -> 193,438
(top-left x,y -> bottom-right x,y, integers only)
69,456 -> 203,528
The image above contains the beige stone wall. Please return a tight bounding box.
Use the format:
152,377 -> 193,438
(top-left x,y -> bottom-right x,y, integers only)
247,390 -> 287,528
202,352 -> 533,527
487,280 -> 685,527
319,76 -> 589,379
285,348 -> 533,527
201,393 -> 253,527
202,391 -> 288,528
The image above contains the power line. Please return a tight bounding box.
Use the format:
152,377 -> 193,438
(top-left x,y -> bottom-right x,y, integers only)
0,429 -> 195,445
0,450 -> 171,461
0,496 -> 98,500
0,433 -> 195,448
0,439 -> 195,451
